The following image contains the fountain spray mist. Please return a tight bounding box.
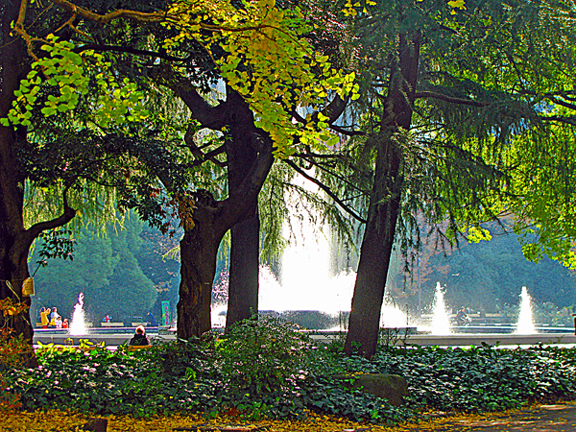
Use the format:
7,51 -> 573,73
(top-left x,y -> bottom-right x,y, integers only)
430,282 -> 451,335
69,292 -> 87,335
515,286 -> 536,334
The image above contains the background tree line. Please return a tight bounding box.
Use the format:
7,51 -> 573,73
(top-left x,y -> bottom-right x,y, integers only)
30,214 -> 180,326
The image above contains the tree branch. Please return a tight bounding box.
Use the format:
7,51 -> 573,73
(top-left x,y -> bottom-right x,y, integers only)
25,186 -> 76,241
414,91 -> 486,107
540,115 -> 576,126
184,127 -> 227,168
156,67 -> 227,130
76,43 -> 189,63
283,159 -> 366,224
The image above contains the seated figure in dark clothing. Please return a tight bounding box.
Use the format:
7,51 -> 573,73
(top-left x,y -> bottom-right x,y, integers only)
129,325 -> 150,346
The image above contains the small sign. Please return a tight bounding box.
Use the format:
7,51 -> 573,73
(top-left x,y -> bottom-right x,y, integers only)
161,300 -> 171,326
22,277 -> 35,296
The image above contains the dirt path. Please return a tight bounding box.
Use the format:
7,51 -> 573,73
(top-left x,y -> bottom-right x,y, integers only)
396,402 -> 576,431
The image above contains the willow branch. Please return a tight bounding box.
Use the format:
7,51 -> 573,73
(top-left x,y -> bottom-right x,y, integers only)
283,159 -> 366,224
414,91 -> 486,107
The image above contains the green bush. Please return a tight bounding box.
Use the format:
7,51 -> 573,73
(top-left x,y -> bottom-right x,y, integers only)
211,317 -> 313,419
5,327 -> 576,423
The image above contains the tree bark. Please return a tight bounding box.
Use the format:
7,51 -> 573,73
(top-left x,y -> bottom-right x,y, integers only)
226,90 -> 260,327
0,0 -> 35,353
177,191 -> 225,339
227,215 -> 260,326
176,91 -> 273,339
0,0 -> 76,362
344,33 -> 421,358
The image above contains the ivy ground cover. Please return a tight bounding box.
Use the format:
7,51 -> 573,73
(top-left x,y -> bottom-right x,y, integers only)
3,319 -> 576,429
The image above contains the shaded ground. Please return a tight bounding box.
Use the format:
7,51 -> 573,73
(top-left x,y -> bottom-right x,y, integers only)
4,403 -> 576,431
390,402 -> 576,432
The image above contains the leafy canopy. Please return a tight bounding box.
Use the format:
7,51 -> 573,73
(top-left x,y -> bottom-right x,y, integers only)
6,0 -> 359,156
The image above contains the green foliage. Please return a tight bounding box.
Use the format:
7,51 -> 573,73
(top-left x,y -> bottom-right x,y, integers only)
212,317 -> 312,418
6,322 -> 576,422
371,344 -> 576,411
33,229 -> 76,275
2,35 -> 149,129
0,298 -> 30,413
162,0 -> 358,155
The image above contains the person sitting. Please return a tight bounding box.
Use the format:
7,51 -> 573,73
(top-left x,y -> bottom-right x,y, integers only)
129,325 -> 150,346
456,307 -> 470,325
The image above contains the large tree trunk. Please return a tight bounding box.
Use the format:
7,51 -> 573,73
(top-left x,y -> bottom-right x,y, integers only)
344,33 -> 421,358
177,191 -> 225,339
0,0 -> 35,354
0,1 -> 76,360
176,90 -> 273,339
226,91 -> 260,327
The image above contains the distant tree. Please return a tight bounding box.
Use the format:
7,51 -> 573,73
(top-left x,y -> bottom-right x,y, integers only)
95,217 -> 157,322
33,216 -> 156,323
426,228 -> 576,314
32,234 -> 115,322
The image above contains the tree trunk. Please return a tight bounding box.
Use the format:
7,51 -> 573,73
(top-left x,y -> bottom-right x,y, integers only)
0,0 -> 35,357
176,90 -> 273,339
227,214 -> 260,326
226,90 -> 260,327
177,191 -> 224,339
344,33 -> 421,358
1,1 -> 76,361
344,132 -> 402,357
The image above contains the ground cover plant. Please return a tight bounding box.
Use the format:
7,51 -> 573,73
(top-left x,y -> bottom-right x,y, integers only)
4,319 -> 576,427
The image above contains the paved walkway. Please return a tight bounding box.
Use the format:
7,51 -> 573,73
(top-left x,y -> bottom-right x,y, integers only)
396,402 -> 576,431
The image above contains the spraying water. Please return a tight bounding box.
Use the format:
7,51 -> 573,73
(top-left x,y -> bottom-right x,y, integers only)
69,292 -> 87,335
430,282 -> 451,335
381,302 -> 412,328
258,173 -> 354,314
515,286 -> 536,334
214,172 -> 412,328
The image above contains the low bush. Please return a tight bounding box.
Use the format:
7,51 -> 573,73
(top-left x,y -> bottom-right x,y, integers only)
5,321 -> 576,424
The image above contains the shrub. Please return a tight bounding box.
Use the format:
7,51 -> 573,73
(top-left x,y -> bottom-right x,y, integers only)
5,322 -> 576,423
0,297 -> 31,413
212,317 -> 313,418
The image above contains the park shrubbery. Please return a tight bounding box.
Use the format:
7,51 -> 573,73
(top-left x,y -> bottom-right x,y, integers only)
5,319 -> 576,423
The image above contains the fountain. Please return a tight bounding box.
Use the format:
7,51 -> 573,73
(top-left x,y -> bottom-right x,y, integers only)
203,174 -> 572,347
256,172 -> 354,316
213,171 -> 413,329
69,292 -> 87,335
515,286 -> 536,334
429,282 -> 452,335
